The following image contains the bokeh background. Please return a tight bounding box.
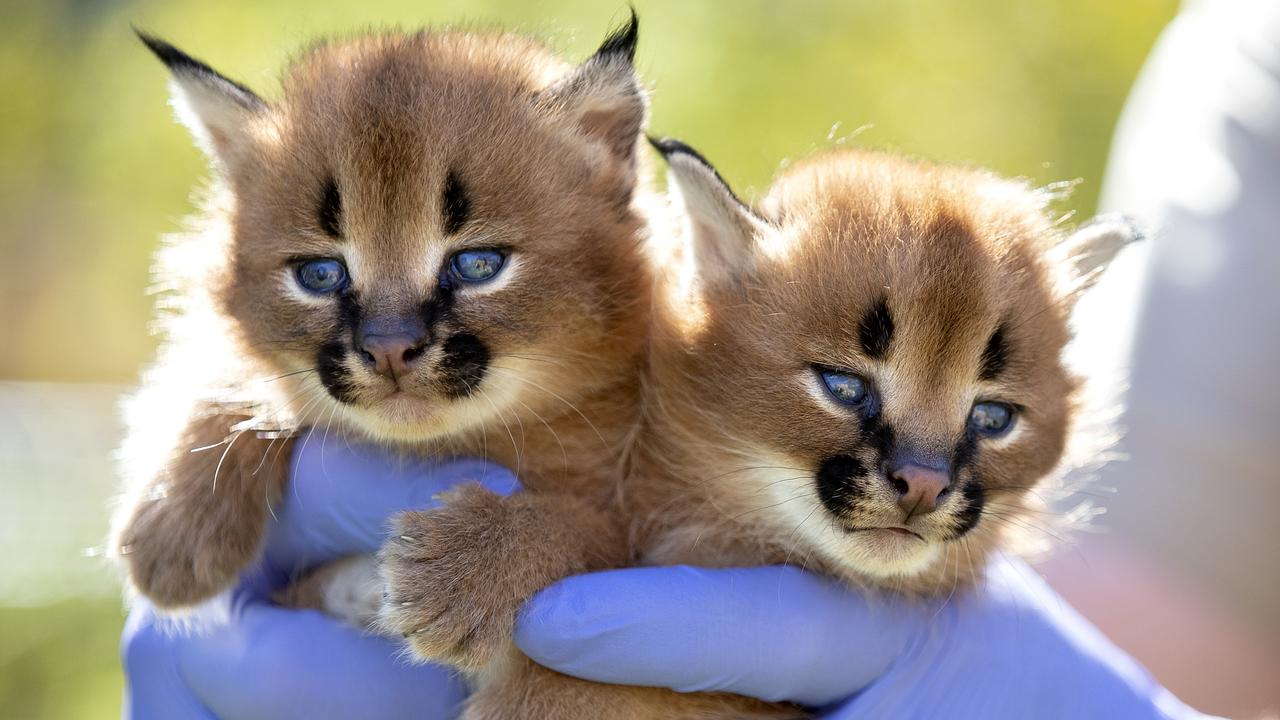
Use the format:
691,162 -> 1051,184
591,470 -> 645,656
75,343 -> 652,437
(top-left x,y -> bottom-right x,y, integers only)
8,0 -> 1275,718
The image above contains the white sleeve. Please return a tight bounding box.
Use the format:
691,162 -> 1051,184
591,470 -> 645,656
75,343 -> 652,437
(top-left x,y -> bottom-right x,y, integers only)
1072,0 -> 1280,641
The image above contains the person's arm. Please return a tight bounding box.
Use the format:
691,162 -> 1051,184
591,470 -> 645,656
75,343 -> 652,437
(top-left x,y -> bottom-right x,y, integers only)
121,434 -> 518,720
514,559 -> 1220,719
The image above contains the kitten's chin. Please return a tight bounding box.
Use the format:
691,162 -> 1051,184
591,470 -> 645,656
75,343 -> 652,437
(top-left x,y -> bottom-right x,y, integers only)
831,528 -> 942,579
342,394 -> 455,442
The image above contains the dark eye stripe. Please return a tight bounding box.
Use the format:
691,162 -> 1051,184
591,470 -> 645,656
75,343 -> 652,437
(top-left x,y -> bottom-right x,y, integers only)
858,297 -> 894,359
979,323 -> 1009,380
317,177 -> 342,238
441,170 -> 470,235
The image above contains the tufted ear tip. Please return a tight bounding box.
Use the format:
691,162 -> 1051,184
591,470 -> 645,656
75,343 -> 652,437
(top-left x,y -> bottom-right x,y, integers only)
594,7 -> 639,64
136,31 -> 265,168
648,136 -> 709,164
657,137 -> 770,280
135,30 -> 264,110
535,13 -> 647,169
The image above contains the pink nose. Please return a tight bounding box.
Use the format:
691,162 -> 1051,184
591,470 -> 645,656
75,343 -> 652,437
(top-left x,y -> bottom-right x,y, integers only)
889,462 -> 950,517
360,333 -> 426,379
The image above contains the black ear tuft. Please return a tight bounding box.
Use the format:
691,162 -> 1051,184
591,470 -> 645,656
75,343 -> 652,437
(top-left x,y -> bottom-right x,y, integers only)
594,8 -> 639,63
648,136 -> 708,164
134,29 -> 263,110
534,11 -> 646,168
657,135 -> 771,282
650,136 -> 754,214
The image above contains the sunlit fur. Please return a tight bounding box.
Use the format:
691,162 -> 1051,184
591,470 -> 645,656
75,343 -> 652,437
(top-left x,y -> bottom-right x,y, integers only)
479,145 -> 1135,720
631,145 -> 1134,604
112,22 -> 654,622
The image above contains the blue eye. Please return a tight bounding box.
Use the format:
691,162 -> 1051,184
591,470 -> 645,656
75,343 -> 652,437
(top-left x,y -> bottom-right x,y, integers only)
819,369 -> 870,407
970,402 -> 1015,436
450,249 -> 506,283
295,258 -> 348,294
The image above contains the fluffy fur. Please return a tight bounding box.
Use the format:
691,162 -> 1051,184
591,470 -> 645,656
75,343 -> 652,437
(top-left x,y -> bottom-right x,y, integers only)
547,141 -> 1139,718
631,142 -> 1138,592
113,17 -> 689,715
388,139 -> 1138,718
116,15 -> 1138,717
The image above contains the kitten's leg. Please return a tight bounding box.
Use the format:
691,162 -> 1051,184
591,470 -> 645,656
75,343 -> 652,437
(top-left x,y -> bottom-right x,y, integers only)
279,554 -> 383,629
113,409 -> 290,608
378,485 -> 628,671
462,654 -> 807,720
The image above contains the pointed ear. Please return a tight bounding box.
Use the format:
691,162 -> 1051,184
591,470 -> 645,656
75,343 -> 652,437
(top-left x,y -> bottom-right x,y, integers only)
1053,213 -> 1145,296
137,31 -> 265,169
537,12 -> 647,168
652,137 -> 771,281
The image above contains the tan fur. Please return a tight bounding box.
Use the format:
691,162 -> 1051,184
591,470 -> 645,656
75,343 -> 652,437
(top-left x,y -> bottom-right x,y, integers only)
117,19 -> 1135,718
467,655 -> 803,720
113,20 -> 673,717
545,146 -> 1134,719
633,149 -> 1081,593
629,147 -> 1131,589
432,147 -> 1132,719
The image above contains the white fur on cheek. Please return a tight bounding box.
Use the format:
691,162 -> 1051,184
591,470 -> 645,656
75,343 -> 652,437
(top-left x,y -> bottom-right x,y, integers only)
754,451 -> 942,581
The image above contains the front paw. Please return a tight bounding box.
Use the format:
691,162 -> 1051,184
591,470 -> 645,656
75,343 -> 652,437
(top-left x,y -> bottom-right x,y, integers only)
117,495 -> 257,608
378,485 -> 526,671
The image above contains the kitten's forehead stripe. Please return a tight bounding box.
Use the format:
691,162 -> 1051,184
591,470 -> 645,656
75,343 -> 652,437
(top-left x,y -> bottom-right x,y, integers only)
979,323 -> 1009,381
857,298 -> 894,359
441,171 -> 470,236
318,178 -> 342,238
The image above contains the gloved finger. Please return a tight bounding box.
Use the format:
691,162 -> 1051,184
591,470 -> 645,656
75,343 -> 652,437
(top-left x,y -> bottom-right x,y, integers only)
174,600 -> 467,720
121,603 -> 218,720
263,432 -> 519,575
514,565 -> 915,708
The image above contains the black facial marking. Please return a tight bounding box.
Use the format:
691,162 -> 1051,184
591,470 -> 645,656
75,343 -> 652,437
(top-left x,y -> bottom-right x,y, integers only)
317,292 -> 364,403
318,178 -> 342,238
952,430 -> 979,473
134,30 -> 264,110
816,455 -> 870,515
858,412 -> 896,467
316,340 -> 358,404
858,298 -> 895,360
951,482 -> 986,538
336,290 -> 362,331
979,323 -> 1009,381
422,281 -> 457,327
594,9 -> 640,63
437,333 -> 489,398
441,171 -> 470,236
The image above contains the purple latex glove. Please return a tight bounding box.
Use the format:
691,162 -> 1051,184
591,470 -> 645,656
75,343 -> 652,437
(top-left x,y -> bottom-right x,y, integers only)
515,557 -> 1217,719
121,433 -> 519,720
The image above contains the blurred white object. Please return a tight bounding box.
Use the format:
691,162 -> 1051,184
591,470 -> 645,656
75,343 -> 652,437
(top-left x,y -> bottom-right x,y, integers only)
0,382 -> 124,606
1049,1 -> 1280,716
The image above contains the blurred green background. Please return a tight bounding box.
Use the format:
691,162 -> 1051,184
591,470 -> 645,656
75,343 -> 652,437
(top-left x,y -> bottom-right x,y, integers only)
0,0 -> 1176,717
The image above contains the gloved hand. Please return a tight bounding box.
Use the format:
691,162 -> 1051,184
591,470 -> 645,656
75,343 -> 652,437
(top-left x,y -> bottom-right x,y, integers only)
514,557 -> 1217,719
121,433 -> 519,720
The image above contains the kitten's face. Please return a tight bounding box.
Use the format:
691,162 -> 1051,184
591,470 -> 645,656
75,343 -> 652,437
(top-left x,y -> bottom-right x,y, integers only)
146,24 -> 648,441
654,145 -> 1134,583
